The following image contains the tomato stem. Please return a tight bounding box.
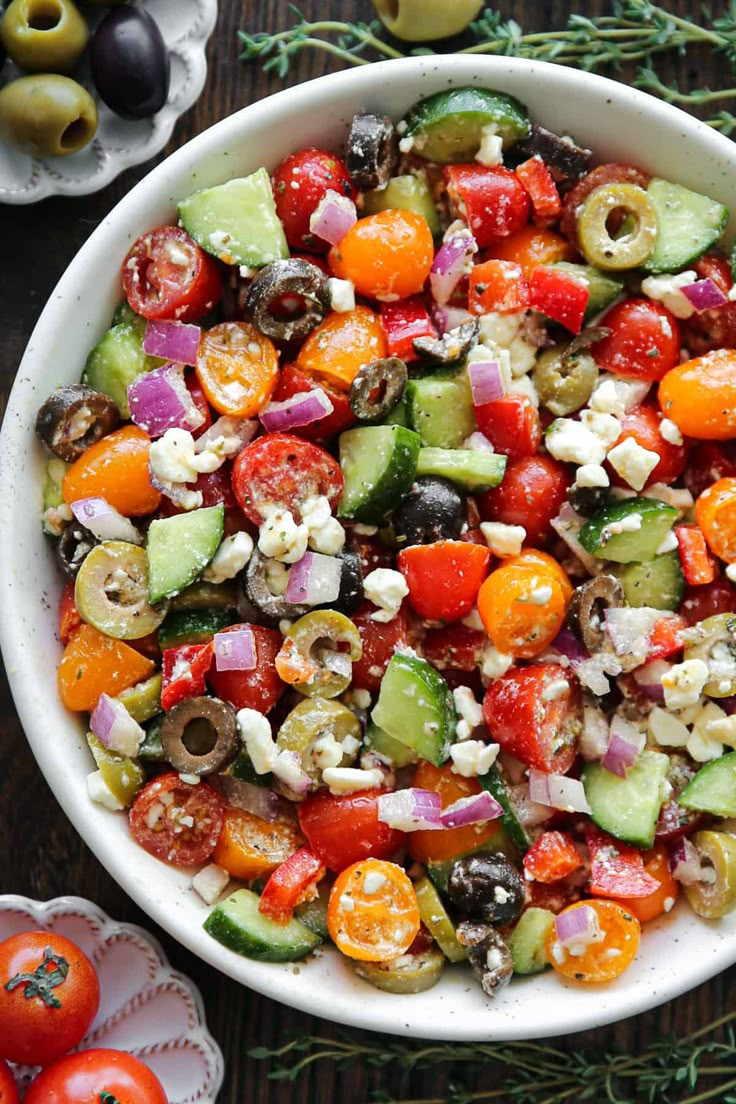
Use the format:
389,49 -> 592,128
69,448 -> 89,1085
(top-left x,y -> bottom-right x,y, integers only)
100,1093 -> 122,1104
4,946 -> 70,1009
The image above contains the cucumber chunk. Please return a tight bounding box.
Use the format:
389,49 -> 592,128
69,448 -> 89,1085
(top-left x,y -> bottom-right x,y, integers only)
139,715 -> 165,762
371,652 -> 456,766
84,316 -> 163,418
204,888 -> 322,961
158,608 -> 235,649
364,721 -> 418,769
618,550 -> 684,611
508,908 -> 555,975
579,497 -> 678,564
582,749 -> 670,848
406,372 -> 476,448
146,504 -> 225,604
680,752 -> 736,817
338,424 -> 421,524
416,446 -> 507,492
178,168 -> 290,268
363,173 -> 441,236
402,86 -> 530,163
294,882 -> 331,940
550,262 -> 624,322
414,877 -> 467,963
643,178 -> 729,274
479,765 -> 530,854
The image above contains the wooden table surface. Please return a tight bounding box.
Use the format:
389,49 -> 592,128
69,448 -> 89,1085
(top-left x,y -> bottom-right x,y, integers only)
2,2 -> 736,1100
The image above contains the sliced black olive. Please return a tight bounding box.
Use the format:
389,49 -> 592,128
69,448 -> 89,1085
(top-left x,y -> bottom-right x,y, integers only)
347,112 -> 398,192
566,483 -> 609,518
161,696 -> 239,776
244,259 -> 331,342
243,549 -> 311,624
561,326 -> 612,365
514,123 -> 593,180
349,357 -> 408,423
35,384 -> 120,462
413,318 -> 480,366
330,549 -> 363,615
447,852 -> 526,924
393,476 -> 466,548
456,921 -> 514,998
57,521 -> 98,578
567,574 -> 624,653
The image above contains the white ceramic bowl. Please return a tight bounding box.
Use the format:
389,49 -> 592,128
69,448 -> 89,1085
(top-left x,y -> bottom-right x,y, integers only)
2,55 -> 736,1042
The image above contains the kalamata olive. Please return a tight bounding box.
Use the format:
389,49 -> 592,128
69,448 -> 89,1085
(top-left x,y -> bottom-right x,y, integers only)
35,384 -> 120,462
349,357 -> 408,423
514,122 -> 592,180
244,259 -> 330,342
57,520 -> 97,578
413,319 -> 480,366
1,0 -> 88,73
332,549 -> 363,615
393,476 -> 466,548
90,6 -> 169,120
456,921 -> 514,997
0,74 -> 97,156
447,852 -> 526,924
566,483 -> 609,518
161,696 -> 239,776
567,574 -> 624,654
347,112 -> 398,192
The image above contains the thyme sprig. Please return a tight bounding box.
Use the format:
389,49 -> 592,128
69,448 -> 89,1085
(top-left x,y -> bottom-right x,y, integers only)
249,1009 -> 736,1104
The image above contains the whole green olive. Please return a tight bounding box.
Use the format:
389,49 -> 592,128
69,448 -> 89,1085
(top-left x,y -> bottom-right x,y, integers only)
0,74 -> 97,156
1,0 -> 88,73
373,0 -> 483,41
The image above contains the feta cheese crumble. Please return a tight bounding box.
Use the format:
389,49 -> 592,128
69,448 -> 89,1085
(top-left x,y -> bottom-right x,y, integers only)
236,708 -> 276,774
546,418 -> 608,466
453,686 -> 484,741
607,437 -> 660,491
575,463 -> 610,489
480,521 -> 526,557
258,507 -> 309,563
641,271 -> 698,319
202,531 -> 254,583
363,568 -> 409,622
449,739 -> 499,778
661,659 -> 709,711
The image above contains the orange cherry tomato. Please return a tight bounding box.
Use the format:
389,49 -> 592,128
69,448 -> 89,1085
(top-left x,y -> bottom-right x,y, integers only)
624,846 -> 680,924
327,859 -> 420,961
545,899 -> 641,982
511,549 -> 574,599
483,224 -> 575,281
57,623 -> 155,712
62,425 -> 160,517
695,477 -> 736,562
213,807 -> 304,881
477,551 -> 572,659
408,761 -> 505,864
297,306 -> 387,390
659,348 -> 736,440
195,320 -> 279,417
329,210 -> 434,302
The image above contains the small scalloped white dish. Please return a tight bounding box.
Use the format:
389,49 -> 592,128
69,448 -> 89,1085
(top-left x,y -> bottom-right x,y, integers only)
2,55 -> 736,1041
0,896 -> 223,1102
0,0 -> 217,204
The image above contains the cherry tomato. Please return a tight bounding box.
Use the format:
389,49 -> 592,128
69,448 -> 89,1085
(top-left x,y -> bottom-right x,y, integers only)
273,363 -> 356,440
408,761 -> 505,864
445,164 -> 531,247
195,321 -> 279,418
560,162 -> 651,246
185,371 -> 213,437
22,1048 -> 167,1104
350,602 -> 408,692
214,807 -> 304,881
523,831 -> 583,884
680,252 -> 736,355
329,210 -> 434,301
477,552 -> 572,659
590,298 -> 681,381
258,847 -> 325,924
660,348 -> 736,440
473,394 -> 541,463
606,402 -> 688,489
271,147 -> 355,253
397,540 -> 491,622
624,846 -> 680,923
297,306 -> 387,391
298,789 -> 404,873
231,432 -> 344,526
58,623 -> 155,712
483,665 -> 582,774
483,225 -> 575,281
696,477 -> 736,562
58,579 -> 82,645
0,931 -> 99,1066
122,226 -> 222,322
62,425 -> 160,517
207,623 -> 284,713
684,441 -> 736,500
681,574 -> 736,625
129,772 -> 224,867
421,623 -> 486,672
0,1060 -> 17,1104
478,454 -> 570,546
545,899 -> 641,982
327,859 -> 420,961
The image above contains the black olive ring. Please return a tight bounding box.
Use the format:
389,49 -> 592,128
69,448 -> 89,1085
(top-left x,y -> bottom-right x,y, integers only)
161,696 -> 239,776
346,112 -> 398,192
349,357 -> 408,423
244,258 -> 331,342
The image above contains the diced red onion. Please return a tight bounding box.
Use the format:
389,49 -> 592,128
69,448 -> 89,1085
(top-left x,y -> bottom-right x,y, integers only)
71,497 -> 142,545
670,836 -> 712,886
90,693 -> 145,758
633,659 -> 671,701
439,791 -> 503,828
260,389 -> 334,434
550,503 -> 602,576
195,415 -> 258,456
430,302 -> 474,335
604,606 -> 662,658
528,769 -> 592,814
143,319 -> 202,364
376,788 -> 443,831
284,551 -> 342,607
554,905 -> 599,948
213,627 -> 256,672
219,775 -> 279,822
601,718 -> 643,778
309,189 -> 358,245
272,751 -> 312,796
128,364 -> 205,437
550,626 -> 589,668
430,229 -> 477,305
681,277 -> 730,313
508,783 -> 555,827
468,358 -> 505,406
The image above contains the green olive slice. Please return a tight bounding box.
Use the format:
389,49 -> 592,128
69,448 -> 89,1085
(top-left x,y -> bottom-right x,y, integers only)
87,733 -> 145,807
74,541 -> 169,639
276,698 -> 362,782
284,610 -> 363,698
532,344 -> 599,416
353,944 -> 445,994
684,830 -> 736,919
161,696 -> 239,776
577,182 -> 658,271
683,613 -> 736,698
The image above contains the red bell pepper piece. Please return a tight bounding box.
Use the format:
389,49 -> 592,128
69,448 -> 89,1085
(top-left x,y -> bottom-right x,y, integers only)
397,540 -> 491,622
586,826 -> 660,899
59,580 -> 83,645
515,156 -> 562,226
444,164 -> 531,248
422,623 -> 487,672
473,393 -> 542,462
380,296 -> 435,362
468,259 -> 530,316
258,846 -> 326,924
647,615 -> 687,661
675,525 -> 717,586
161,642 -> 213,711
523,830 -> 583,884
529,265 -> 589,334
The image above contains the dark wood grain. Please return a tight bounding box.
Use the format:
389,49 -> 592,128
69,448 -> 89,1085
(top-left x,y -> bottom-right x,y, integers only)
1,2 -> 735,1101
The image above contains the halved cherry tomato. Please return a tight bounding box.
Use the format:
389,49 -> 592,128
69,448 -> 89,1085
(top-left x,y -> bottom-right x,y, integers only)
483,225 -> 574,282
591,299 -> 681,381
515,155 -> 562,225
545,899 -> 641,981
0,1060 -> 17,1104
298,789 -> 404,873
273,363 -> 356,440
329,210 -> 434,301
0,931 -> 99,1066
422,623 -> 486,672
195,321 -> 279,418
23,1048 -> 168,1104
58,623 -> 155,712
130,772 -> 224,867
696,477 -> 736,562
607,402 -> 688,489
408,761 -> 508,864
397,540 -> 491,622
350,602 -> 408,692
258,847 -> 325,924
529,265 -> 589,334
586,826 -> 660,899
380,296 -> 436,361
468,259 -> 529,315
523,831 -> 583,884
560,162 -> 651,246
483,665 -> 582,774
478,454 -> 570,546
271,147 -> 355,253
477,552 -> 572,659
62,425 -> 160,517
122,226 -> 223,322
58,579 -> 82,645
660,348 -> 736,440
675,525 -> 717,586
327,859 -> 420,961
185,371 -> 213,437
297,306 -> 387,391
160,641 -> 213,711
684,440 -> 736,500
473,394 -> 541,463
680,252 -> 736,356
681,574 -> 736,625
213,806 -> 304,881
445,164 -> 531,247
231,433 -> 344,526
624,846 -> 679,923
207,623 -> 284,713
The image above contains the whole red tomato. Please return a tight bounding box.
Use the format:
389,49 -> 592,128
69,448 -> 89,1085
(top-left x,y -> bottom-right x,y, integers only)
0,1059 -> 18,1104
271,147 -> 355,253
591,298 -> 681,381
478,454 -> 570,546
0,932 -> 100,1066
22,1048 -> 168,1104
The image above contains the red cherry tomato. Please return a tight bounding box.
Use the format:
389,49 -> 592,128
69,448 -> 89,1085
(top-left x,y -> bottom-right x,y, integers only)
122,226 -> 223,322
590,299 -> 681,381
681,574 -> 736,625
397,540 -> 491,622
298,789 -> 405,872
680,252 -> 736,355
272,147 -> 355,253
478,454 -> 570,546
232,433 -> 344,525
273,363 -> 356,441
483,665 -> 582,774
684,440 -> 736,500
58,579 -> 82,645
0,1059 -> 17,1104
422,623 -> 486,672
523,830 -> 583,884
606,402 -> 688,489
207,623 -> 284,713
445,164 -> 531,247
22,1048 -> 168,1104
473,394 -> 542,463
157,462 -> 238,519
129,773 -> 224,867
0,932 -> 100,1067
350,602 -> 408,692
